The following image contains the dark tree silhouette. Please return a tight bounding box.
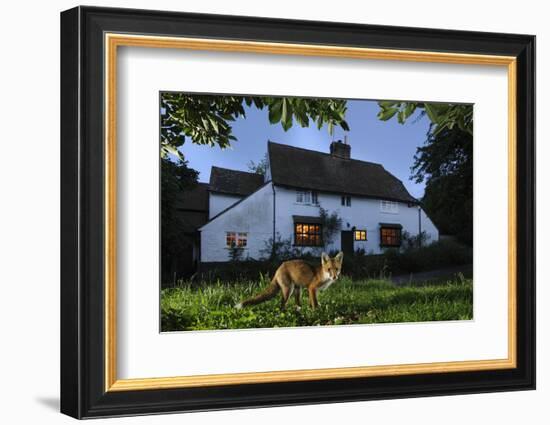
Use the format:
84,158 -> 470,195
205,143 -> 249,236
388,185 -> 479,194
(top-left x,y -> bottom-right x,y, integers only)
412,127 -> 473,245
161,158 -> 199,283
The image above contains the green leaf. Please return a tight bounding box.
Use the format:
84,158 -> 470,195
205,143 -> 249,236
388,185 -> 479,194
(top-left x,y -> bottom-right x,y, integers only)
403,103 -> 416,120
317,117 -> 323,130
397,110 -> 405,124
378,100 -> 399,108
252,97 -> 265,109
378,107 -> 399,121
423,103 -> 439,123
208,116 -> 219,133
295,108 -> 309,127
281,98 -> 288,124
162,144 -> 184,160
268,99 -> 283,124
281,98 -> 293,131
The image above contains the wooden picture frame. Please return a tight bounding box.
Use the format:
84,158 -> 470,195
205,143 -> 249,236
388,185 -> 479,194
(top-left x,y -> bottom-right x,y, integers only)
60,6 -> 535,419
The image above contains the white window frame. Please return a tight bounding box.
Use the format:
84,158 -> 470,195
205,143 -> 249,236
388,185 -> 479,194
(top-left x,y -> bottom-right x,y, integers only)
296,190 -> 319,205
341,195 -> 351,207
226,231 -> 248,248
380,200 -> 399,214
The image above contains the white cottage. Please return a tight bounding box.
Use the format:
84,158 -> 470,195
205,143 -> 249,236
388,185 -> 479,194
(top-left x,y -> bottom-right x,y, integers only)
198,141 -> 438,263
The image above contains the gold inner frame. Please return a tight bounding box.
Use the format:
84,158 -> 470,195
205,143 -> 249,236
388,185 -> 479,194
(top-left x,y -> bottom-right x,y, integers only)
104,33 -> 517,392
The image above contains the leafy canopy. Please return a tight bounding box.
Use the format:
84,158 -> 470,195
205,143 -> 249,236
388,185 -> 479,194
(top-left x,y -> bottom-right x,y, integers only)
377,101 -> 473,136
161,93 -> 350,159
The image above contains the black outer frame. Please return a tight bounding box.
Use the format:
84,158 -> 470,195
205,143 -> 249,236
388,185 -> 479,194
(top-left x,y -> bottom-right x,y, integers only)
60,6 -> 536,419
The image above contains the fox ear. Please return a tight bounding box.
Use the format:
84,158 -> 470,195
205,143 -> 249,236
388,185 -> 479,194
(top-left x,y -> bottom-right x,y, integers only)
321,252 -> 330,264
335,251 -> 344,263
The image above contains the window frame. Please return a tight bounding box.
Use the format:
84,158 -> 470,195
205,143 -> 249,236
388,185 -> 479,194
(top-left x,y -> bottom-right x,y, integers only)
294,222 -> 323,247
379,226 -> 402,247
311,191 -> 319,205
354,229 -> 367,241
341,195 -> 351,207
296,190 -> 319,205
225,231 -> 248,248
237,232 -> 248,247
380,200 -> 399,214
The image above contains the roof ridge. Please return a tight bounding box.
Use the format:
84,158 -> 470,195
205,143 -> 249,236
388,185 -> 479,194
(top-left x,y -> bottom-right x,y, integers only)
268,140 -> 383,168
210,165 -> 261,176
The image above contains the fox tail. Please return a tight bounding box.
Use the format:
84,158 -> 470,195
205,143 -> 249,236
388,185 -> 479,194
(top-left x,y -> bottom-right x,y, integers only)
235,277 -> 280,309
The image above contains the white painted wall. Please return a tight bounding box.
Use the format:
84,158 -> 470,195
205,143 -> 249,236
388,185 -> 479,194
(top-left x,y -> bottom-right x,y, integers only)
274,186 -> 438,255
201,183 -> 438,262
208,192 -> 243,219
200,183 -> 274,262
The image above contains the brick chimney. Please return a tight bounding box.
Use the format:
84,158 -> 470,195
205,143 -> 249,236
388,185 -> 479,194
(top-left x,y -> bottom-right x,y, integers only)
330,139 -> 351,159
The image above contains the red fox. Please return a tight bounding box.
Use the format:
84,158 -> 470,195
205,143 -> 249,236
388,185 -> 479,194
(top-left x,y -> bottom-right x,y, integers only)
235,252 -> 344,310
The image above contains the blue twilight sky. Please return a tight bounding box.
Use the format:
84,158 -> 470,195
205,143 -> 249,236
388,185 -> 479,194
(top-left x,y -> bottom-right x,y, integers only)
176,99 -> 431,199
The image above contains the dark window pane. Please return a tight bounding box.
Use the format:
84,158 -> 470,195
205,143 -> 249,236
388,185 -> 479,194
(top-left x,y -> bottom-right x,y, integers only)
380,227 -> 400,246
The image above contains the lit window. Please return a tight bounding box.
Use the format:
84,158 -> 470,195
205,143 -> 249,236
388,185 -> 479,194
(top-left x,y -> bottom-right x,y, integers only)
354,230 -> 367,241
380,226 -> 401,247
226,232 -> 247,247
341,195 -> 351,207
237,233 -> 248,247
226,232 -> 236,247
380,200 -> 398,214
294,223 -> 323,246
296,190 -> 318,205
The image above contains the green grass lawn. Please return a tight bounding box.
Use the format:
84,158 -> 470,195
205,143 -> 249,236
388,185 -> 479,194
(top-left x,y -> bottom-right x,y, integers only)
160,276 -> 473,332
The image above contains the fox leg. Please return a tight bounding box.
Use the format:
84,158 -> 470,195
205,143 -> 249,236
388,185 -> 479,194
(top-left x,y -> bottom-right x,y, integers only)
280,284 -> 294,310
308,287 -> 319,309
294,286 -> 302,308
